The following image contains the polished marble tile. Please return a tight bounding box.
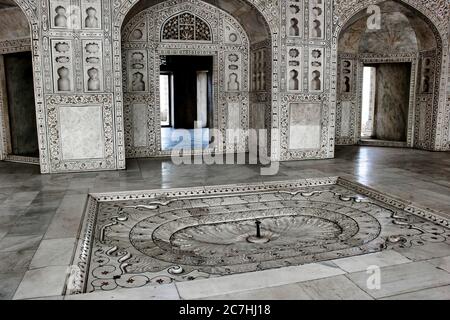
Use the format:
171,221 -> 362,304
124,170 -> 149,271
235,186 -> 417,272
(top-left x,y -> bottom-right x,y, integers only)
347,261 -> 450,299
332,250 -> 411,273
13,266 -> 68,300
427,256 -> 450,273
0,250 -> 35,273
0,272 -> 24,300
204,275 -> 372,300
394,243 -> 450,261
0,235 -> 42,252
381,285 -> 450,300
29,238 -> 76,269
7,213 -> 54,236
44,194 -> 87,239
296,275 -> 373,300
2,191 -> 39,207
65,283 -> 180,300
176,263 -> 345,300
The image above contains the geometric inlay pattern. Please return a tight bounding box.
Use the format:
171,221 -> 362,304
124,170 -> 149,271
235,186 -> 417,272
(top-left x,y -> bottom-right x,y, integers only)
67,177 -> 450,295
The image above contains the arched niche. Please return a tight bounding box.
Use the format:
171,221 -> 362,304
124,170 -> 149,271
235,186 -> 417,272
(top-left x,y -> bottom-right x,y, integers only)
112,0 -> 276,163
121,0 -> 258,157
334,0 -> 446,150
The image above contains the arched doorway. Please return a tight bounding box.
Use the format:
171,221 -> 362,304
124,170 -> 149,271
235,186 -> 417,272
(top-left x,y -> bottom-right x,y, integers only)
113,0 -> 274,162
0,1 -> 39,165
335,0 -> 444,150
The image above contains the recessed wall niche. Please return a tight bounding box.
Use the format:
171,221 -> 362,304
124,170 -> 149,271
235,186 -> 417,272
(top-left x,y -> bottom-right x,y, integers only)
225,52 -> 242,92
50,0 -> 81,29
286,0 -> 303,38
51,40 -> 74,92
127,50 -> 148,93
340,59 -> 354,94
309,0 -> 325,39
81,0 -> 102,30
420,57 -> 434,94
286,46 -> 302,92
252,49 -> 266,91
309,48 -> 324,92
83,40 -> 103,92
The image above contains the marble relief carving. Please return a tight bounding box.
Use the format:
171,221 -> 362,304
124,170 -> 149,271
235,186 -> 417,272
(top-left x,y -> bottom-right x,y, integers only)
309,0 -> 325,39
81,0 -> 101,30
52,40 -> 74,92
286,0 -> 303,38
419,56 -> 435,94
162,12 -> 212,42
45,94 -> 115,172
225,52 -> 242,92
286,47 -> 302,92
309,48 -> 324,93
67,177 -> 450,295
251,48 -> 266,91
50,0 -> 81,30
340,59 -> 354,94
127,50 -> 147,93
83,40 -> 103,92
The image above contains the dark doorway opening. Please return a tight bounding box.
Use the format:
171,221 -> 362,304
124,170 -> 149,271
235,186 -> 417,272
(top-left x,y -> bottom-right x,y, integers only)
3,51 -> 39,158
160,55 -> 213,151
361,63 -> 411,145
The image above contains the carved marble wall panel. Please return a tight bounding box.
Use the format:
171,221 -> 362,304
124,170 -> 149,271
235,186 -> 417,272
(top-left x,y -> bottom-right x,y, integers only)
339,101 -> 352,138
49,0 -> 73,29
82,40 -> 103,92
126,50 -> 148,93
81,0 -> 102,30
285,0 -> 303,38
131,103 -> 148,147
286,46 -> 302,93
288,102 -> 322,150
419,55 -> 435,95
308,48 -> 324,93
59,105 -> 105,160
309,0 -> 325,40
46,94 -> 116,172
251,48 -> 267,92
227,102 -> 240,129
340,58 -> 355,95
225,52 -> 242,92
223,21 -> 242,45
51,40 -> 74,93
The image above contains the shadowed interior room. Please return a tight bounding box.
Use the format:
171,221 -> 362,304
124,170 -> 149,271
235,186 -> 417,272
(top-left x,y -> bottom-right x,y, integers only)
0,0 -> 449,302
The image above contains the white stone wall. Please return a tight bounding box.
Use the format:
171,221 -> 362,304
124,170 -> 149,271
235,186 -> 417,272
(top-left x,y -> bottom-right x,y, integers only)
0,0 -> 448,173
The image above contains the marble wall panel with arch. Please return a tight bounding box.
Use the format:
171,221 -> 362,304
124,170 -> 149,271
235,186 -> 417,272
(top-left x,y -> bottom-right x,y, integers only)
335,0 -> 449,150
0,0 -> 448,173
121,0 -> 251,157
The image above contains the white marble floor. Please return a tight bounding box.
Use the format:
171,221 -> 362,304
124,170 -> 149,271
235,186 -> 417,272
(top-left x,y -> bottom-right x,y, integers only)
1,146 -> 450,300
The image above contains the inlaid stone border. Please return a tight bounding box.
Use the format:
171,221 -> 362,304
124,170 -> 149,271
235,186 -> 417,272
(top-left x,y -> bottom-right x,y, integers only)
66,176 -> 449,295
